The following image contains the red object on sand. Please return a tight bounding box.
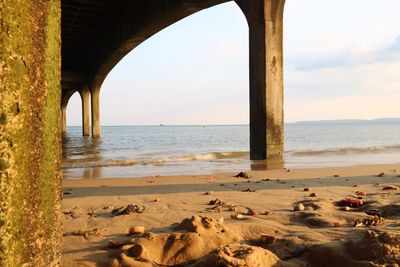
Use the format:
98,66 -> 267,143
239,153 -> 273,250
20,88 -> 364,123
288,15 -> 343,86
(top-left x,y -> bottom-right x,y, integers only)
355,191 -> 367,196
340,197 -> 363,208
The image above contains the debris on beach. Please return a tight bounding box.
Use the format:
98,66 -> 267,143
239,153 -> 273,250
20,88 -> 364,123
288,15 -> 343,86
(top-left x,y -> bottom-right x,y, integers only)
108,240 -> 124,248
208,198 -> 223,205
231,213 -> 245,220
377,172 -> 385,177
63,228 -> 102,240
293,203 -> 305,211
246,208 -> 257,216
382,185 -> 399,190
112,204 -> 145,216
234,172 -> 251,179
365,209 -> 384,217
242,188 -> 256,192
354,216 -> 385,227
333,174 -> 340,177
304,187 -> 311,192
338,197 -> 363,208
309,193 -> 318,197
204,191 -> 213,195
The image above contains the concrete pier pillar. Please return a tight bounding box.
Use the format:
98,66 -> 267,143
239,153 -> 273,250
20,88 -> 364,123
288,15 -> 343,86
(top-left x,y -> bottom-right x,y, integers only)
0,0 -> 62,265
91,87 -> 101,137
80,87 -> 91,136
61,104 -> 67,134
236,0 -> 285,161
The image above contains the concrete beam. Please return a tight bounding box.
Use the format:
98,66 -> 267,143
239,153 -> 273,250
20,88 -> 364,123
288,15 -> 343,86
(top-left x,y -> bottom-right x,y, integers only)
236,0 -> 285,161
88,0 -> 230,89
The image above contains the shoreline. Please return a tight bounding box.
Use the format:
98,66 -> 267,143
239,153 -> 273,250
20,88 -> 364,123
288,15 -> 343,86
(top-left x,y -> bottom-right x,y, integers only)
62,163 -> 400,266
63,163 -> 400,184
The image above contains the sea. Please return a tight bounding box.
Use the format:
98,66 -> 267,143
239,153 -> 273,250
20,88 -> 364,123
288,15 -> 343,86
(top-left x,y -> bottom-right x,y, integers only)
62,122 -> 400,179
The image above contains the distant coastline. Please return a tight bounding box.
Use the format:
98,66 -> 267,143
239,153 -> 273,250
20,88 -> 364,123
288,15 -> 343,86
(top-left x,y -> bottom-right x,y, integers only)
290,118 -> 400,125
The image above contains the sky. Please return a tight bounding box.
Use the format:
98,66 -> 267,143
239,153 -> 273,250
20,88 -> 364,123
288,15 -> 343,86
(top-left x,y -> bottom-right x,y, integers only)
67,0 -> 400,126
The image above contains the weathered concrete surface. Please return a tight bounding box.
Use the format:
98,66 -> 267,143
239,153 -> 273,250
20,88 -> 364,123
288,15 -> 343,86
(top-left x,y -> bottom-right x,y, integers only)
91,87 -> 100,137
80,87 -> 90,136
0,0 -> 62,266
236,0 -> 285,160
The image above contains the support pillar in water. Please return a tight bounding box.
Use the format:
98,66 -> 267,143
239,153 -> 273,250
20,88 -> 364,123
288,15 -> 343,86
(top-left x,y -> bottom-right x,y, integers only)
91,86 -> 101,137
80,87 -> 91,136
236,0 -> 285,162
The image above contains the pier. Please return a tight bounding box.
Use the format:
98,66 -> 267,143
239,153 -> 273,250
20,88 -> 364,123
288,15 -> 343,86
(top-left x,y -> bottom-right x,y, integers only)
0,0 -> 285,264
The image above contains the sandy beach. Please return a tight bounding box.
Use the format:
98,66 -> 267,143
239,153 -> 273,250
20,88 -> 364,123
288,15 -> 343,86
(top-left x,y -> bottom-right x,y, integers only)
62,164 -> 400,266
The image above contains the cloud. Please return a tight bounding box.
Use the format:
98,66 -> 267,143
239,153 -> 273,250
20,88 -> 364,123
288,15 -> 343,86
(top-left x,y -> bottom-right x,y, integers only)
290,35 -> 400,71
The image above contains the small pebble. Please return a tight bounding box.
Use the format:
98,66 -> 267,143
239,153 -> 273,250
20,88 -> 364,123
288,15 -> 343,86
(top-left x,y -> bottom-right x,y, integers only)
293,203 -> 304,211
247,208 -> 257,216
264,211 -> 272,216
304,187 -> 311,192
234,172 -> 251,179
231,214 -> 244,220
108,240 -> 122,248
309,193 -> 317,197
333,222 -> 342,227
333,175 -> 339,177
204,191 -> 213,195
260,234 -> 276,243
242,188 -> 256,192
154,198 -> 160,202
343,206 -> 351,211
382,185 -> 399,190
129,226 -> 145,235
218,217 -> 224,224
377,172 -> 385,177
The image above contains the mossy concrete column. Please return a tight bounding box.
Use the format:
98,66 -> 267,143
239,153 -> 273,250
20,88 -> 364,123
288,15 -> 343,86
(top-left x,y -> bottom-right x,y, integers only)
0,0 -> 62,266
80,87 -> 91,136
236,0 -> 285,162
91,87 -> 101,137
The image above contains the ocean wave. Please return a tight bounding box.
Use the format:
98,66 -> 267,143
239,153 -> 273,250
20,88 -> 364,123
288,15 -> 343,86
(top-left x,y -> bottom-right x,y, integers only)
62,145 -> 400,169
289,145 -> 400,157
62,151 -> 249,168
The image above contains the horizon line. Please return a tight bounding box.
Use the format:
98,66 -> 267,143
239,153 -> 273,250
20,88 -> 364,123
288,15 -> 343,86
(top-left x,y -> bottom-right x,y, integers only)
66,117 -> 400,127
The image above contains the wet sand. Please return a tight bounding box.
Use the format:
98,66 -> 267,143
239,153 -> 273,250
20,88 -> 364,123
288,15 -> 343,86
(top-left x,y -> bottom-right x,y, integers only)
62,164 -> 400,266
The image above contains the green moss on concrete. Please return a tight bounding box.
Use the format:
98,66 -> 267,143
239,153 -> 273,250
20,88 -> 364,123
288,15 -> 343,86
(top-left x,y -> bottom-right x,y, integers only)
0,0 -> 61,266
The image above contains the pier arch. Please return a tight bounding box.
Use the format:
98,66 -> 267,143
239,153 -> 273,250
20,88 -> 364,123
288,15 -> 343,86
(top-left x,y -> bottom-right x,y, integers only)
62,0 -> 286,161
